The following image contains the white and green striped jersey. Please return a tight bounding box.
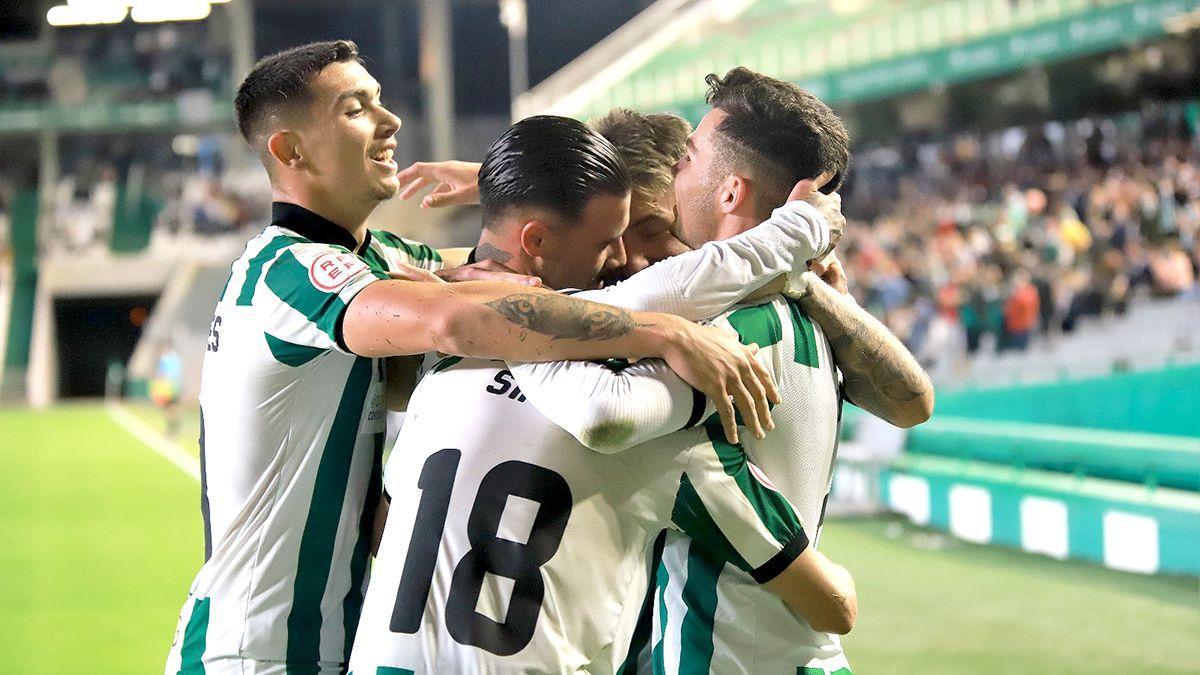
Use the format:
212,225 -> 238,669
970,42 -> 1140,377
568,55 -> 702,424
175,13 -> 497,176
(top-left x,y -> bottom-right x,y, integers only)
166,202 -> 441,674
648,296 -> 848,675
347,353 -> 809,675
504,295 -> 845,674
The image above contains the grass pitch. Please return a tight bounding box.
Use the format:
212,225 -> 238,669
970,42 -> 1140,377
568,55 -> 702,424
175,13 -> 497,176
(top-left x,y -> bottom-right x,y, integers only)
1,404 -> 1197,673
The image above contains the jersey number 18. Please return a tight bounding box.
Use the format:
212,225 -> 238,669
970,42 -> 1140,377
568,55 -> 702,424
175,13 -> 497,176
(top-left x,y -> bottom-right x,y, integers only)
389,448 -> 573,656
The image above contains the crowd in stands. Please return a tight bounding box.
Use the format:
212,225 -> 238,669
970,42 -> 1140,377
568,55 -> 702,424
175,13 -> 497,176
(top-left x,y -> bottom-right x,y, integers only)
839,105 -> 1199,375
37,140 -> 269,256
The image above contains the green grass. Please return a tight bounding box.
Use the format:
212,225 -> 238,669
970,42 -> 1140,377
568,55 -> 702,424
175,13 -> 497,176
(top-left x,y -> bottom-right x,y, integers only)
0,405 -> 203,673
824,519 -> 1200,673
1,404 -> 1197,673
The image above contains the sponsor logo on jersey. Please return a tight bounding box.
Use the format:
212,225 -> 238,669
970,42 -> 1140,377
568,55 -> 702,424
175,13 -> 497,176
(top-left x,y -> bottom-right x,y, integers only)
309,252 -> 368,292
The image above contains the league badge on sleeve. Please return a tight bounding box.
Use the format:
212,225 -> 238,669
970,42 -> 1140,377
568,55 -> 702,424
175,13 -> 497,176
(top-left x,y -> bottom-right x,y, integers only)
309,251 -> 368,292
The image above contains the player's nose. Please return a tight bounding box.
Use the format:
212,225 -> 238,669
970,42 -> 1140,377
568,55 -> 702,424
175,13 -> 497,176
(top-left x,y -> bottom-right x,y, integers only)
606,239 -> 627,270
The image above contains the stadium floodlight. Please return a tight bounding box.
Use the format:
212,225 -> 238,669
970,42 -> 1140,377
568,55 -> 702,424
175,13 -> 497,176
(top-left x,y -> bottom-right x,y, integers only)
47,2 -> 128,26
130,0 -> 212,23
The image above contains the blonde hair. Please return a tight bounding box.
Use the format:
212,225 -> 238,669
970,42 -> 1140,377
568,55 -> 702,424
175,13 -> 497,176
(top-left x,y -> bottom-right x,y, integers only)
589,108 -> 691,204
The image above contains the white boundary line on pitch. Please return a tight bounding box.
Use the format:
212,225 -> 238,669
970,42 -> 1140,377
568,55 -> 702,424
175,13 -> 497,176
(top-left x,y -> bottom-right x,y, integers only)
106,401 -> 200,482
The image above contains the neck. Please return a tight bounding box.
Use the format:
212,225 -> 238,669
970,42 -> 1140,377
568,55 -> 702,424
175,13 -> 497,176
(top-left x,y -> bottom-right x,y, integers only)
272,184 -> 373,247
716,212 -> 763,241
474,231 -> 530,275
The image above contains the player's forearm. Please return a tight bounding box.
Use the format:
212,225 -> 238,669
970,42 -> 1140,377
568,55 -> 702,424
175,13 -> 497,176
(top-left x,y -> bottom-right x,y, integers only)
767,548 -> 858,635
579,201 -> 830,319
798,276 -> 934,427
343,280 -> 681,363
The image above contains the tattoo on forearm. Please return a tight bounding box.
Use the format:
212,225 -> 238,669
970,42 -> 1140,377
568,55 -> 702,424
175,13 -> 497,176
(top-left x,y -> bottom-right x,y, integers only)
485,293 -> 644,341
802,287 -> 931,417
475,242 -> 513,264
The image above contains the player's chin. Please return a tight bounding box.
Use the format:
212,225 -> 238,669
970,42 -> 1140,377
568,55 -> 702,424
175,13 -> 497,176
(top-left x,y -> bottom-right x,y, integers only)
373,175 -> 401,200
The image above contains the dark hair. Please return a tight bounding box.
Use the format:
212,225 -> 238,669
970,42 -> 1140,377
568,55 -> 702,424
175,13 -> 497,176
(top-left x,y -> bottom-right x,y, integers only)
705,67 -> 850,210
590,108 -> 690,206
234,40 -> 361,145
479,115 -> 632,229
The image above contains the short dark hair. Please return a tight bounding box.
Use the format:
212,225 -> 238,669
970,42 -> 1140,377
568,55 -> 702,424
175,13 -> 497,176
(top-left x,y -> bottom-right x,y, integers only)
705,67 -> 850,212
479,115 -> 632,229
590,108 -> 690,206
234,40 -> 361,146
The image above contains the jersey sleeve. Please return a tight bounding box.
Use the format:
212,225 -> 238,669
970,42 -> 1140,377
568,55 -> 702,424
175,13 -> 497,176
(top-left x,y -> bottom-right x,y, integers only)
672,421 -> 810,584
371,230 -> 443,272
569,200 -> 829,320
507,358 -> 707,454
254,242 -> 388,354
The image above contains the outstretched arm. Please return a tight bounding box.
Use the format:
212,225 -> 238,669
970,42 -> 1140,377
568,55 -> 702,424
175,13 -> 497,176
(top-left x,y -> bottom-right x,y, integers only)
343,280 -> 776,439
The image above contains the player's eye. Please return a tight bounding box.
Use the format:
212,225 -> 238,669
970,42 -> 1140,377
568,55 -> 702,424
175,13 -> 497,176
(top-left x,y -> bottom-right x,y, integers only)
346,107 -> 363,117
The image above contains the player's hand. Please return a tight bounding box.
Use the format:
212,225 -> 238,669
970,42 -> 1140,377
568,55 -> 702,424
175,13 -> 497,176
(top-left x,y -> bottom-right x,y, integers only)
659,318 -> 780,444
388,264 -> 447,283
810,252 -> 849,295
396,160 -> 482,208
786,174 -> 845,255
435,259 -> 542,286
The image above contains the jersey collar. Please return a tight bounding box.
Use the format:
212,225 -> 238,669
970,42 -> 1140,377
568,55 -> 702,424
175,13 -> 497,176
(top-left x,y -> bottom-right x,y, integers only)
271,201 -> 373,254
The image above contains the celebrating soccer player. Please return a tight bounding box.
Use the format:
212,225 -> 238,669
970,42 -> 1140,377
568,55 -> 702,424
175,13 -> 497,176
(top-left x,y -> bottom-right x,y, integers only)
165,43 -> 792,674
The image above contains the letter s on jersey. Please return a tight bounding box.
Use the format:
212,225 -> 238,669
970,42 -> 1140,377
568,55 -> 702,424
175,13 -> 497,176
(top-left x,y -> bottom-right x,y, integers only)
309,252 -> 368,292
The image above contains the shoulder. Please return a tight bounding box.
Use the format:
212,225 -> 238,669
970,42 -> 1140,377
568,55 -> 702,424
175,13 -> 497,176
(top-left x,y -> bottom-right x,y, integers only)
370,229 -> 441,264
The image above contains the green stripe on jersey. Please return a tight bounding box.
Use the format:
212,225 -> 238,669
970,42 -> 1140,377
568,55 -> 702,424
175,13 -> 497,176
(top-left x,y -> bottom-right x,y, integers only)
286,357 -> 374,666
799,668 -> 853,675
726,302 -> 783,350
263,249 -> 353,341
265,333 -> 326,366
343,430 -> 385,662
702,421 -> 806,546
178,596 -> 210,674
376,667 -> 416,675
429,355 -> 463,373
651,558 -> 670,675
677,542 -> 722,675
373,230 -> 441,264
360,241 -> 392,276
237,234 -> 306,306
785,297 -> 819,367
671,474 -> 751,572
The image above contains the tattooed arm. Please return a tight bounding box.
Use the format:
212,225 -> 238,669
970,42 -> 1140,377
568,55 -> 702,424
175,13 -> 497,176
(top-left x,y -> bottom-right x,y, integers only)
791,273 -> 934,428
342,280 -> 778,441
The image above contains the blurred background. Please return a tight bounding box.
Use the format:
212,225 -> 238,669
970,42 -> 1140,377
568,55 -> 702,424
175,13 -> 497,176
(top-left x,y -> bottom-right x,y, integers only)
0,0 -> 1197,672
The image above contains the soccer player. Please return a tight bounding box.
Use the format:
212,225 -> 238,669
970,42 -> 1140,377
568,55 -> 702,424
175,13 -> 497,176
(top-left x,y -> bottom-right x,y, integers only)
388,81 -> 932,675
347,115 -> 847,674
516,71 -> 933,674
165,43 -> 784,675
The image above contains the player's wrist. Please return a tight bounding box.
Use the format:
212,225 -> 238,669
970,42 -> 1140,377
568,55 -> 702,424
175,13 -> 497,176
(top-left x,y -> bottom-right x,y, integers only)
634,312 -> 689,361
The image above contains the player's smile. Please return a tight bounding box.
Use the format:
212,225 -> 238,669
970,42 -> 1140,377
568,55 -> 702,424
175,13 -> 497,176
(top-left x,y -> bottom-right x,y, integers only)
370,141 -> 397,172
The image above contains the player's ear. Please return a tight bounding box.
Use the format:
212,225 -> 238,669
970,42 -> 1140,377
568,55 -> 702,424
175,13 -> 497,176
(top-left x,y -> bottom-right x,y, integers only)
519,220 -> 550,258
266,130 -> 304,171
720,174 -> 750,215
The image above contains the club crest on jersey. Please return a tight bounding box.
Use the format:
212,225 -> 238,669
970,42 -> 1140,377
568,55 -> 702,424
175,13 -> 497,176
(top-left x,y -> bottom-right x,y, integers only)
309,251 -> 367,292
